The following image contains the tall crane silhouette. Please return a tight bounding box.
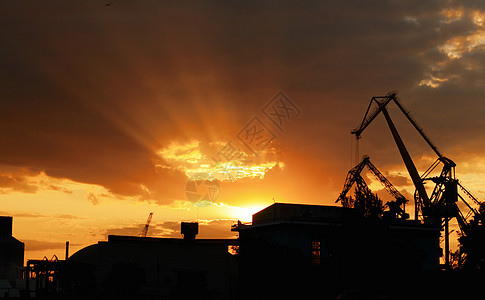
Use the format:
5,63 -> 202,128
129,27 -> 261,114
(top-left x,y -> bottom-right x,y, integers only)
139,212 -> 153,237
350,91 -> 482,269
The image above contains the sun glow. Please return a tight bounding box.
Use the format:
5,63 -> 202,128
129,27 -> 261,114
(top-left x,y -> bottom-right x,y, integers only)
157,140 -> 283,181
212,202 -> 267,222
157,140 -> 203,165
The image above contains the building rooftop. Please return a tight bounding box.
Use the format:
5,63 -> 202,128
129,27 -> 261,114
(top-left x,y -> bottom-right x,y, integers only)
252,203 -> 347,225
233,202 -> 437,232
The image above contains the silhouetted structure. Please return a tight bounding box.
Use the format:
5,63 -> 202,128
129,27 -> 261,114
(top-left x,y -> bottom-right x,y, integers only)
350,92 -> 484,270
232,203 -> 441,298
0,216 -> 24,297
181,222 -> 198,241
19,204 -> 483,299
138,212 -> 153,237
68,223 -> 238,299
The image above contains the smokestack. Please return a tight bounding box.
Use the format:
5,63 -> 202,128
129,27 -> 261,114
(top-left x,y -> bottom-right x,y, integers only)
65,241 -> 69,260
0,216 -> 13,237
181,222 -> 198,241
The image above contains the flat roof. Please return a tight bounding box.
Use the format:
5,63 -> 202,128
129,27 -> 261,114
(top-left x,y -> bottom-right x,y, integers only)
107,235 -> 238,245
233,203 -> 439,232
252,203 -> 349,225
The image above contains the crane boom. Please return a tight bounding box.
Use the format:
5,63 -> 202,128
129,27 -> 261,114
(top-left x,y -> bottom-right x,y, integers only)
391,96 -> 443,159
139,212 -> 153,237
351,94 -> 394,138
458,182 -> 482,208
352,92 -> 443,159
336,156 -> 409,219
365,158 -> 407,204
336,157 -> 369,207
350,92 -> 441,218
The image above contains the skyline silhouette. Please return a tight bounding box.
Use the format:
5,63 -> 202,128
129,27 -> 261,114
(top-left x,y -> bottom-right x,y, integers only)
1,0 -> 485,269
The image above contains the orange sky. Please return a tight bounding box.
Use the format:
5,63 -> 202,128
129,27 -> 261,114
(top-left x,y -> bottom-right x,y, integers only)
1,1 -> 485,262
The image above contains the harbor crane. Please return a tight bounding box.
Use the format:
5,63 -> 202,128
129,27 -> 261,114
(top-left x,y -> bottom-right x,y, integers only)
349,91 -> 482,269
337,156 -> 409,219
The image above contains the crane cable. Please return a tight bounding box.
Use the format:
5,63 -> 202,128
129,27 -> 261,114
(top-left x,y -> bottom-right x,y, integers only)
350,134 -> 360,167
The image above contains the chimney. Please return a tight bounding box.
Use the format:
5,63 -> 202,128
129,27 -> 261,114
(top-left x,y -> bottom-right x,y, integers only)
0,216 -> 13,237
181,222 -> 198,241
65,241 -> 70,260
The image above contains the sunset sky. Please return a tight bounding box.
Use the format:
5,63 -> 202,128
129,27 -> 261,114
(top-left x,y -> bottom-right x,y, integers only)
1,0 -> 485,261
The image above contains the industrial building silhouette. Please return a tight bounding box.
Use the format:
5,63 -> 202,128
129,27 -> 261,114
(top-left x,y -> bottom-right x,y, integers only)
234,203 -> 441,299
0,216 -> 24,298
1,203 -> 450,299
68,228 -> 238,299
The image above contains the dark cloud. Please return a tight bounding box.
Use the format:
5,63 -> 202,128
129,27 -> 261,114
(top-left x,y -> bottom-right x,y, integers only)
0,174 -> 38,194
105,225 -> 141,237
149,220 -> 237,239
0,210 -> 84,221
0,165 -> 42,194
198,219 -> 238,239
0,0 -> 484,205
12,212 -> 46,218
105,219 -> 237,240
48,185 -> 73,194
24,239 -> 69,251
55,214 -> 85,220
382,173 -> 412,188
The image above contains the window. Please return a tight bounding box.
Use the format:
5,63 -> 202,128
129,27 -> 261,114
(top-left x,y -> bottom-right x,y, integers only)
311,241 -> 321,265
228,245 -> 239,255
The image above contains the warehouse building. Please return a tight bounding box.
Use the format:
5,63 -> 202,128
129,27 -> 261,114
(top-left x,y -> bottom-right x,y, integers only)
68,223 -> 238,299
232,203 -> 442,298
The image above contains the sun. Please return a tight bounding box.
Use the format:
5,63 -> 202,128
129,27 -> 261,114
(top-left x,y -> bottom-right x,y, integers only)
228,204 -> 268,223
